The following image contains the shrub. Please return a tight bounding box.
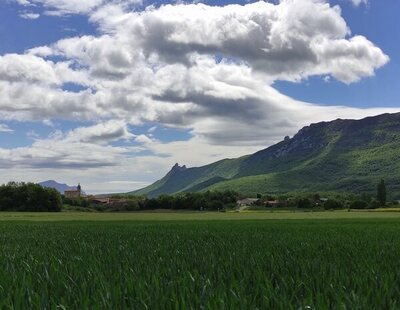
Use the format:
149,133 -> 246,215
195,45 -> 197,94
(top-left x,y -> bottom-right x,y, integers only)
369,199 -> 380,209
297,198 -> 312,209
350,200 -> 368,210
324,199 -> 344,210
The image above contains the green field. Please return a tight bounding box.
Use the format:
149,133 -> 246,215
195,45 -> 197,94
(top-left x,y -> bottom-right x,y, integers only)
2,212 -> 400,308
2,209 -> 400,221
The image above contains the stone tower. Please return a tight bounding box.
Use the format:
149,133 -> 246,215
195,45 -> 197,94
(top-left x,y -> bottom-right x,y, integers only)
77,183 -> 82,197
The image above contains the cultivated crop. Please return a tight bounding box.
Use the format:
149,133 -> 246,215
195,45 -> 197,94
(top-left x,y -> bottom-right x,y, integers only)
0,219 -> 400,308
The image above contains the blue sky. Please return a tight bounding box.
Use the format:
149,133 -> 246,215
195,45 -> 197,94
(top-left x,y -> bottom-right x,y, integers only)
0,0 -> 398,193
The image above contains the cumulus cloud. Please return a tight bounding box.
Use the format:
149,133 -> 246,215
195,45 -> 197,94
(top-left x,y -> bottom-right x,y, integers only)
6,1 -> 392,129
0,0 -> 395,192
0,54 -> 89,86
86,1 -> 387,83
65,120 -> 134,144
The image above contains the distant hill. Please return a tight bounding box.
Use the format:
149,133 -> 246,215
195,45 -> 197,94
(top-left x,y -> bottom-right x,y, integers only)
132,112 -> 400,199
39,180 -> 75,194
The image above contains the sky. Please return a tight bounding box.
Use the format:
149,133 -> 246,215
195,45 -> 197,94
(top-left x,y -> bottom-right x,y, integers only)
0,0 -> 399,194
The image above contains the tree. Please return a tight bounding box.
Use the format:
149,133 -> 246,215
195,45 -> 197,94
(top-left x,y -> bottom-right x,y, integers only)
324,199 -> 344,210
350,200 -> 368,210
0,182 -> 61,212
297,198 -> 312,209
377,179 -> 387,207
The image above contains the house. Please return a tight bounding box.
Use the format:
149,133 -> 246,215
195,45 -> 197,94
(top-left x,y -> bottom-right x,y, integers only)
64,183 -> 82,198
89,197 -> 110,205
237,198 -> 259,207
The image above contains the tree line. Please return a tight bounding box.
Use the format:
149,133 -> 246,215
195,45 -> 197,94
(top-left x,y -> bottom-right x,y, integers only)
0,182 -> 62,212
64,190 -> 240,212
0,179 -> 392,212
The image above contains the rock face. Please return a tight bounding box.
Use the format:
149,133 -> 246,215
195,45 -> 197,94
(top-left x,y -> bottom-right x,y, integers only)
170,163 -> 187,173
132,112 -> 400,198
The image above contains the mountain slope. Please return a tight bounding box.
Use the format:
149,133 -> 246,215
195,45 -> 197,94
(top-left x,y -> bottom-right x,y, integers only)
132,113 -> 400,198
133,157 -> 246,197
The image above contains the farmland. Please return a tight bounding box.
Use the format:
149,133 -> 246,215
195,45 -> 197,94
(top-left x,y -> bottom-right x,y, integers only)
1,213 -> 400,308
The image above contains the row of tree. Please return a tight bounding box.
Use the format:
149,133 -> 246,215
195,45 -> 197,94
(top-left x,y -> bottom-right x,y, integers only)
143,190 -> 239,211
323,179 -> 388,209
0,179 -> 391,212
0,182 -> 62,212
64,190 -> 240,212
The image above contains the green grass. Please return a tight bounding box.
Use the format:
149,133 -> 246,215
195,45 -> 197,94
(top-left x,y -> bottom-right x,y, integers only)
2,210 -> 400,221
1,214 -> 400,307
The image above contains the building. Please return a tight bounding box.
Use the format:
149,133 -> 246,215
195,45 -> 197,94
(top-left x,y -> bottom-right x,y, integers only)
89,197 -> 111,205
237,198 -> 259,207
64,183 -> 82,198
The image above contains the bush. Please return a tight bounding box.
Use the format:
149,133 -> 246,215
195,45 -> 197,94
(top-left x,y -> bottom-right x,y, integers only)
369,199 -> 380,209
297,198 -> 312,209
62,197 -> 90,208
350,200 -> 368,210
324,199 -> 344,210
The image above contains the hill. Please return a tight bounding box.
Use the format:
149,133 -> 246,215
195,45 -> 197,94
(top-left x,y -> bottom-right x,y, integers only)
39,180 -> 75,194
132,113 -> 400,199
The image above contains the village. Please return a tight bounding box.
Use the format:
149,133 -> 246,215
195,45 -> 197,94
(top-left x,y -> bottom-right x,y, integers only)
63,184 -> 131,207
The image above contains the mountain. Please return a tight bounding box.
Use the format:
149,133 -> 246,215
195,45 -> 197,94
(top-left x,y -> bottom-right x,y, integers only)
39,180 -> 75,194
132,113 -> 400,199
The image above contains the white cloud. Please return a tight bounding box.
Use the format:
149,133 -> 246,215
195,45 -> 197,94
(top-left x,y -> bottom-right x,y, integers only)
85,0 -> 386,83
19,12 -> 40,19
148,126 -> 157,133
0,121 -> 140,170
0,0 -> 396,192
0,54 -> 89,86
0,124 -> 13,133
65,120 -> 134,144
0,54 -> 58,84
135,134 -> 155,144
14,0 -> 142,15
349,0 -> 368,7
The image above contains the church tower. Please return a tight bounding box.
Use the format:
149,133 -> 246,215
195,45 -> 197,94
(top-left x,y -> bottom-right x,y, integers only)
77,183 -> 82,197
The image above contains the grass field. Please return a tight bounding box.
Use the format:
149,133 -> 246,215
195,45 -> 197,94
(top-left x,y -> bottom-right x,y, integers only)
2,212 -> 400,308
1,209 -> 400,221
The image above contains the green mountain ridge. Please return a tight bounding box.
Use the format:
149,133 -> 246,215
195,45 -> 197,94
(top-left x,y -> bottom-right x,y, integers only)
132,113 -> 400,199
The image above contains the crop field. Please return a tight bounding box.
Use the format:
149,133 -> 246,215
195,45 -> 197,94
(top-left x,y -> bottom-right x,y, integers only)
1,216 -> 400,308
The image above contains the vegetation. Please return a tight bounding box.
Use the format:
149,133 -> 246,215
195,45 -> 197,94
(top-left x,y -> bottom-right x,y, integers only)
0,219 -> 400,308
133,113 -> 400,199
64,190 -> 239,212
61,190 -> 395,212
0,182 -> 61,212
377,179 -> 387,206
0,180 -> 390,213
323,199 -> 344,210
350,200 -> 368,210
143,190 -> 238,211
